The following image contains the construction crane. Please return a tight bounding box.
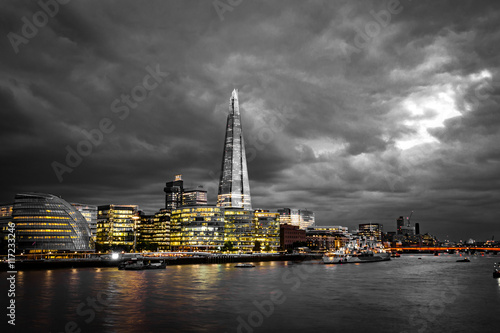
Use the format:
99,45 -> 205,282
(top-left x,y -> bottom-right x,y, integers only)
407,211 -> 413,226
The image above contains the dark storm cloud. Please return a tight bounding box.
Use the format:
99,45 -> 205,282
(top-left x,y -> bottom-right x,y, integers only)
1,0 -> 499,240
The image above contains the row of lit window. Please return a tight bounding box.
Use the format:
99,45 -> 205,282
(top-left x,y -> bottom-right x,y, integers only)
15,222 -> 69,226
19,229 -> 73,233
19,236 -> 74,239
14,216 -> 71,220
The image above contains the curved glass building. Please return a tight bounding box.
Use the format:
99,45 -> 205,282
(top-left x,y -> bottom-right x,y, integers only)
13,193 -> 92,253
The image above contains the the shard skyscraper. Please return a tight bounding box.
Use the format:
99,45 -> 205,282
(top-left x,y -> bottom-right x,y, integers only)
217,89 -> 252,210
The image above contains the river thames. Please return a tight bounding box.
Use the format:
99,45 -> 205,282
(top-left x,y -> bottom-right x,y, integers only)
3,254 -> 500,332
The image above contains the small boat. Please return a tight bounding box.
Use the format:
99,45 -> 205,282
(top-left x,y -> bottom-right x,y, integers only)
456,258 -> 470,262
235,263 -> 255,268
391,251 -> 401,258
144,261 -> 167,269
118,258 -> 166,270
119,259 -> 144,270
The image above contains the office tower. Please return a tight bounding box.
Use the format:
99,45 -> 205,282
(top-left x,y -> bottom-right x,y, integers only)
277,208 -> 292,225
12,193 -> 92,253
281,208 -> 315,230
358,223 -> 383,241
415,222 -> 420,235
164,174 -> 184,210
96,204 -> 138,251
138,212 -> 155,250
71,203 -> 97,244
223,208 -> 254,252
396,216 -> 405,234
170,206 -> 224,251
152,209 -> 170,251
217,89 -> 252,210
253,209 -> 280,252
396,215 -> 415,236
182,187 -> 208,206
299,209 -> 315,229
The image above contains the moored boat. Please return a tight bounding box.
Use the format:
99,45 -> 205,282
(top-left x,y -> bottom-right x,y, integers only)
456,258 -> 470,262
235,263 -> 255,268
323,250 -> 390,264
118,258 -> 166,270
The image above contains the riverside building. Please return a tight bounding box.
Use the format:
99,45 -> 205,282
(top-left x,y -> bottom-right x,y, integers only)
12,193 -> 92,253
170,206 -> 225,251
96,204 -> 138,251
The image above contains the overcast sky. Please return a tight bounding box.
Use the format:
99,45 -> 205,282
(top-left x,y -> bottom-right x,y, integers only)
1,0 -> 499,241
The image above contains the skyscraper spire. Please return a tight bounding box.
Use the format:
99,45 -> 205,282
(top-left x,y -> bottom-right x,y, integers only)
217,89 -> 252,210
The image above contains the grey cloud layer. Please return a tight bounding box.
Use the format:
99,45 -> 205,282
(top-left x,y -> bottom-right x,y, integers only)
1,0 -> 499,240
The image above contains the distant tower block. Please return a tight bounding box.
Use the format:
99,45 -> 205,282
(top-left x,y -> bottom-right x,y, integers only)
217,89 -> 252,210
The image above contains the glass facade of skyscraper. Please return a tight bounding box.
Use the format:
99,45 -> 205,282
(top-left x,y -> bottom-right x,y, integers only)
217,89 -> 252,210
12,193 -> 92,253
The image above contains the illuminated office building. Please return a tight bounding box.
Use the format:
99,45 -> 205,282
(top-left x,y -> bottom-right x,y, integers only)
358,223 -> 383,241
170,206 -> 224,251
298,209 -> 315,229
279,208 -> 315,230
164,174 -> 207,209
396,215 -> 415,236
253,210 -> 280,252
12,193 -> 92,253
152,209 -> 170,251
223,208 -> 254,252
306,225 -> 350,251
0,204 -> 13,252
164,174 -> 184,210
71,203 -> 97,244
182,188 -> 207,206
138,212 -> 155,249
277,208 -> 292,225
96,204 -> 138,251
217,89 -> 252,210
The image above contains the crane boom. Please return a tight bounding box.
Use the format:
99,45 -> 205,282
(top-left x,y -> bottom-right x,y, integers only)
408,211 -> 413,224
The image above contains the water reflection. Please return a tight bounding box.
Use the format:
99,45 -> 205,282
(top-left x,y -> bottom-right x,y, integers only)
12,257 -> 500,332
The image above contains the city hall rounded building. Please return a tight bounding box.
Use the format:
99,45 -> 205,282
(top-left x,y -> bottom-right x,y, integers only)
13,193 -> 92,253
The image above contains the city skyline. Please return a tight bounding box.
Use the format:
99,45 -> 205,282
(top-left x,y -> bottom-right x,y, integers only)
1,1 -> 499,241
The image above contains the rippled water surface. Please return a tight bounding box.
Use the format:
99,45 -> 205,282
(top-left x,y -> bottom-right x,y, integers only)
3,254 -> 500,332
